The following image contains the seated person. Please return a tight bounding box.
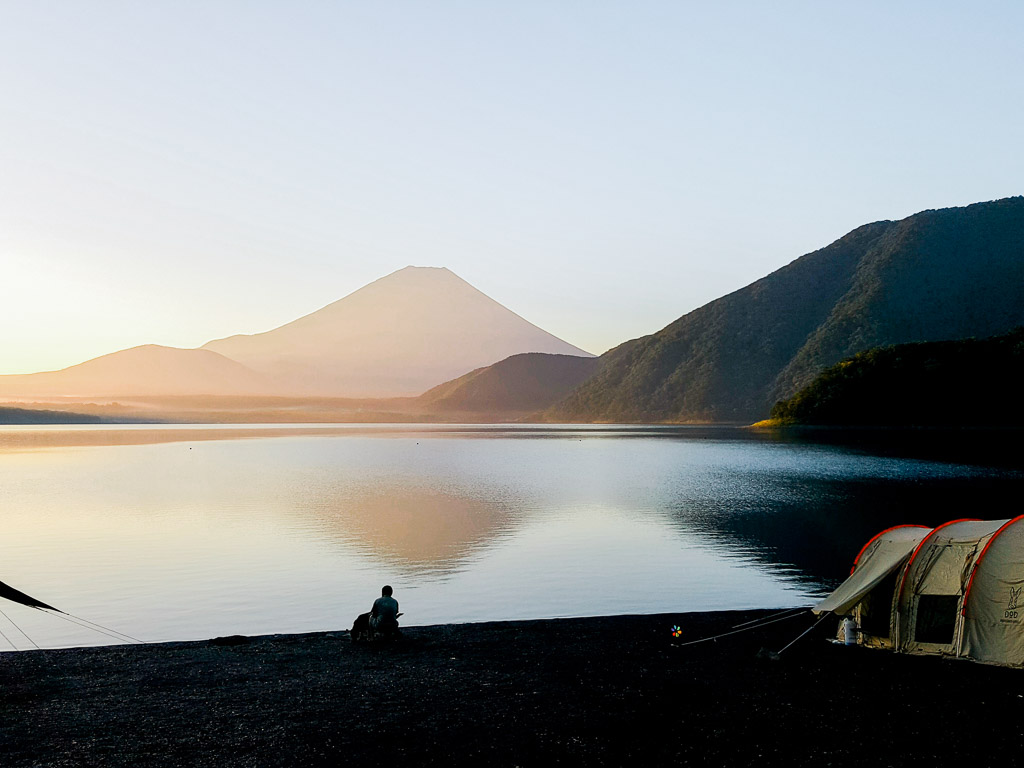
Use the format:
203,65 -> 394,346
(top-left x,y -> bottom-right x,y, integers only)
369,585 -> 399,632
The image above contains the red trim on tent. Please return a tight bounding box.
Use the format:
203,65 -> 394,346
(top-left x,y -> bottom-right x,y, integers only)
896,518 -> 980,604
850,524 -> 931,575
960,515 -> 1024,617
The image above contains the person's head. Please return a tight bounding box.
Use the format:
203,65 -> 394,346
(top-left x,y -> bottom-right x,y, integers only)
381,585 -> 393,597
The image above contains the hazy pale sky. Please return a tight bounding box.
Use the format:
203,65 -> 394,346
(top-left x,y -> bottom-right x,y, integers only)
2,2 -> 1021,374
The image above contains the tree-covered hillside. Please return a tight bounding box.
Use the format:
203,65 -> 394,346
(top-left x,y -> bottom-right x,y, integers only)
548,197 -> 1024,423
767,329 -> 1024,427
417,353 -> 600,415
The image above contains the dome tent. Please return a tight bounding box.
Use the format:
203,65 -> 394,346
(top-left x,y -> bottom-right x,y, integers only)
814,524 -> 932,650
814,516 -> 1024,666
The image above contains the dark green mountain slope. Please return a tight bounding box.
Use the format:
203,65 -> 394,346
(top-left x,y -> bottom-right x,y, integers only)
767,329 -> 1024,426
550,197 -> 1024,423
417,353 -> 600,414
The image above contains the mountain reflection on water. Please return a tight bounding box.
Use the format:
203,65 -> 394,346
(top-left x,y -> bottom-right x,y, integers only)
307,487 -> 519,574
0,424 -> 1019,648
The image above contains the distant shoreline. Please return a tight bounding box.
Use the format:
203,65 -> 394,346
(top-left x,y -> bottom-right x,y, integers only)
3,420 -> 1022,469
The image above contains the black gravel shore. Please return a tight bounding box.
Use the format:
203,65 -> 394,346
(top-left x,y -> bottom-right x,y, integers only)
2,610 -> 1021,767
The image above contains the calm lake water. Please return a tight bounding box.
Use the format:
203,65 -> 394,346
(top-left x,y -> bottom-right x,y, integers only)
1,424 -> 1020,649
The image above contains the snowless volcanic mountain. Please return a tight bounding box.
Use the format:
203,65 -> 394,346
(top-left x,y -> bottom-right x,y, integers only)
202,266 -> 592,397
0,267 -> 590,400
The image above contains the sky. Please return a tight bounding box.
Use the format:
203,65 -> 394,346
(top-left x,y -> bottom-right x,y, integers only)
1,1 -> 1022,375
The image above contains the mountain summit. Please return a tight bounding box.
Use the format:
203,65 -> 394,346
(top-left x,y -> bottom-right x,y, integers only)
0,267 -> 590,400
202,266 -> 591,397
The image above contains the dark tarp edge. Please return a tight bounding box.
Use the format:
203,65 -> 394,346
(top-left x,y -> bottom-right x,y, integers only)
0,580 -> 60,612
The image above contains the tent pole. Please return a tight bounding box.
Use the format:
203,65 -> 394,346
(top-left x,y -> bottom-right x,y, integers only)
955,597 -> 965,658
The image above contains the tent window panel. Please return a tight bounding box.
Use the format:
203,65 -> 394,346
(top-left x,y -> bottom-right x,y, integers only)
915,594 -> 959,645
861,570 -> 899,637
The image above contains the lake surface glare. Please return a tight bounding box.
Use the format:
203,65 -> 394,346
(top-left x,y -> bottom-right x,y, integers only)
1,424 -> 1018,649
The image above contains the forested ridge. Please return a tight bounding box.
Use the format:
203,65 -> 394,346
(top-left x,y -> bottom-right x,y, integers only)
548,197 -> 1024,423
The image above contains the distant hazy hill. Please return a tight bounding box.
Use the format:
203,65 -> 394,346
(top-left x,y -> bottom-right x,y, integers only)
0,345 -> 271,398
766,329 -> 1024,427
203,266 -> 592,397
417,353 -> 602,414
550,197 -> 1024,423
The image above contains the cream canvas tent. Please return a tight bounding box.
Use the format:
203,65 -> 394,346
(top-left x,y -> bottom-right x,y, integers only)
814,516 -> 1024,667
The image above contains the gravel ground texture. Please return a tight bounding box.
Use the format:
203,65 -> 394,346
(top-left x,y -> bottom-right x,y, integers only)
2,610 -> 1021,767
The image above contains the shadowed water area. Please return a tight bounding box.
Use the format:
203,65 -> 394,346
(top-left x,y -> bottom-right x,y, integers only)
0,424 -> 1019,649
